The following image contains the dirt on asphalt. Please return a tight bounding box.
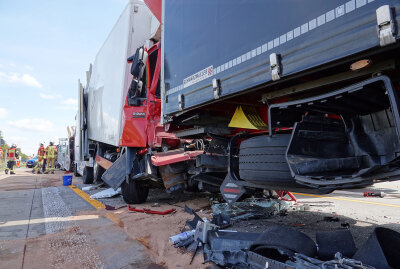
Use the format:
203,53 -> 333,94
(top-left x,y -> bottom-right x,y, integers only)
2,168 -> 400,269
0,168 -> 79,191
81,181 -> 400,268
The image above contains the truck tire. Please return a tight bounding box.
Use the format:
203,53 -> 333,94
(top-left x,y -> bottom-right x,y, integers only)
82,166 -> 94,184
93,162 -> 105,183
239,134 -> 293,185
121,180 -> 149,204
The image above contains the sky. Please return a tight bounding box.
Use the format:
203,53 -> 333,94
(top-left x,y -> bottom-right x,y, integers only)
0,0 -> 128,155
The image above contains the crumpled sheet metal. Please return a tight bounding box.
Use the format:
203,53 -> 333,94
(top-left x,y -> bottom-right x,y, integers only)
211,199 -> 290,221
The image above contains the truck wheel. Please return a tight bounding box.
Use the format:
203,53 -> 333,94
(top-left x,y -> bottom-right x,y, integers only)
82,166 -> 94,184
73,164 -> 80,177
93,162 -> 105,183
121,180 -> 149,204
239,134 -> 293,184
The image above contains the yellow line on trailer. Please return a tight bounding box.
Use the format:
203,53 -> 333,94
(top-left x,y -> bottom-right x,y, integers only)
292,192 -> 400,208
69,185 -> 121,225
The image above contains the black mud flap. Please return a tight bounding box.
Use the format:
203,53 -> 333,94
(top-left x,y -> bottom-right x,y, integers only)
102,148 -> 146,190
101,152 -> 127,190
220,175 -> 246,204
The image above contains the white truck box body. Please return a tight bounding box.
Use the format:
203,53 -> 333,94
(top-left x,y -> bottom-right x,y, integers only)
86,0 -> 158,147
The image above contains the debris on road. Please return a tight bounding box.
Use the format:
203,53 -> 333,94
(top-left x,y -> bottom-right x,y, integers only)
316,230 -> 356,260
363,191 -> 400,198
211,213 -> 231,228
89,187 -> 121,199
204,230 -> 260,266
173,222 -> 400,268
82,185 -> 101,191
170,230 -> 195,245
127,205 -> 176,215
364,191 -> 386,198
323,216 -> 340,222
104,204 -> 125,211
184,205 -> 204,230
211,198 -> 291,221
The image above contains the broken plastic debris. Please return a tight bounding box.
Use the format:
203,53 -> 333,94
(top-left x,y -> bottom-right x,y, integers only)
82,186 -> 96,191
211,199 -> 290,221
170,230 -> 195,244
90,187 -> 121,199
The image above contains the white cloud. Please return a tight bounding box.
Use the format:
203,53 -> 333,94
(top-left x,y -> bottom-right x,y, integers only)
0,107 -> 8,119
21,74 -> 42,88
8,118 -> 55,132
0,72 -> 42,88
40,92 -> 62,100
62,98 -> 78,105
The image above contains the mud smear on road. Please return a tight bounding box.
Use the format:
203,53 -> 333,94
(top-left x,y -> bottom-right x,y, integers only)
1,226 -> 103,269
100,196 -> 213,269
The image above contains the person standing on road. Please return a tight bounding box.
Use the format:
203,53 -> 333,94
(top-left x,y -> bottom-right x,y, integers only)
42,144 -> 47,173
45,142 -> 57,174
33,143 -> 45,174
6,144 -> 19,175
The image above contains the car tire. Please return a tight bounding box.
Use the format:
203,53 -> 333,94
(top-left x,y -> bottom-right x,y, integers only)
121,180 -> 149,204
82,166 -> 94,184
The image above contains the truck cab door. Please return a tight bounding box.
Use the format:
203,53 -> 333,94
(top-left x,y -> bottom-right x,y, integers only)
146,44 -> 163,147
120,46 -> 149,147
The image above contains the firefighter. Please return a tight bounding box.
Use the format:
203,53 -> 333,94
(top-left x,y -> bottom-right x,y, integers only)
45,142 -> 57,174
42,144 -> 47,173
6,144 -> 19,175
33,143 -> 45,174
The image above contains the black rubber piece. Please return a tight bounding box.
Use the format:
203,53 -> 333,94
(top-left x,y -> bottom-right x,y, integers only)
82,166 -> 94,184
239,135 -> 293,183
316,229 -> 356,260
121,180 -> 149,204
250,225 -> 317,258
353,227 -> 400,269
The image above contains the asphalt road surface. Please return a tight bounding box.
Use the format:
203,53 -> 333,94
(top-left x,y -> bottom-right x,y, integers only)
0,168 -> 153,269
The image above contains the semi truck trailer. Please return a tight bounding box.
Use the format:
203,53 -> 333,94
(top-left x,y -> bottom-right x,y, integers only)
77,0 -> 400,204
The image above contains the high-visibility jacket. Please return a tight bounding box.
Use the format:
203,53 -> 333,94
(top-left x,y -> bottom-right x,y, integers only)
7,147 -> 17,161
37,146 -> 45,160
46,145 -> 57,159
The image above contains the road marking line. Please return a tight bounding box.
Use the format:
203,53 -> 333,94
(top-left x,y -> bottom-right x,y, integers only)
69,185 -> 105,209
292,192 -> 400,208
69,185 -> 121,225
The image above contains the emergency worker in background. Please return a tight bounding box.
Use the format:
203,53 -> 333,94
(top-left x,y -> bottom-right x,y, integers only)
42,145 -> 47,173
6,144 -> 19,175
45,142 -> 57,174
33,143 -> 45,174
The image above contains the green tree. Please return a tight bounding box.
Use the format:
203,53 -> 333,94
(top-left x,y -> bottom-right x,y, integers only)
0,130 -> 29,163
